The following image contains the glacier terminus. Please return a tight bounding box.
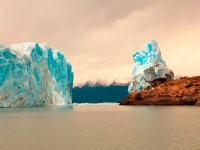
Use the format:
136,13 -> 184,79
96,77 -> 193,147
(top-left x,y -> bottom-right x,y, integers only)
0,42 -> 74,108
128,40 -> 174,93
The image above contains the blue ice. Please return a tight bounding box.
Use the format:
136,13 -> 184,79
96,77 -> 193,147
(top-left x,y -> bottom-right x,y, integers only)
0,42 -> 74,108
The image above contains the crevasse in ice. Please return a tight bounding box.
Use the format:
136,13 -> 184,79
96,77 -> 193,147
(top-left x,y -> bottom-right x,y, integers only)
128,40 -> 174,93
0,42 -> 74,108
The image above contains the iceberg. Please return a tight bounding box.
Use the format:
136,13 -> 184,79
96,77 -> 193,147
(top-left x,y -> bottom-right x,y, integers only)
128,40 -> 174,93
0,42 -> 74,108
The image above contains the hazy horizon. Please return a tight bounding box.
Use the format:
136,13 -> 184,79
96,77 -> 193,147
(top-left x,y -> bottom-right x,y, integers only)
1,0 -> 200,83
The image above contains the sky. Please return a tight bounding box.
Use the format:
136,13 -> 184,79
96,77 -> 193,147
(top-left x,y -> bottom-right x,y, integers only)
0,0 -> 200,83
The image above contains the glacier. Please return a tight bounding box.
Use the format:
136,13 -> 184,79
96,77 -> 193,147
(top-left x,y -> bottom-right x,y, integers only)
0,42 -> 74,108
128,40 -> 174,93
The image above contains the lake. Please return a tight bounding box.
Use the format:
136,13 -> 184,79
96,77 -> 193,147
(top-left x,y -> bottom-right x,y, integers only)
0,104 -> 200,150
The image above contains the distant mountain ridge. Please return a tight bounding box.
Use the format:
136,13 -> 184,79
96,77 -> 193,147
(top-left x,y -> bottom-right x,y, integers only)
74,78 -> 131,88
72,78 -> 131,103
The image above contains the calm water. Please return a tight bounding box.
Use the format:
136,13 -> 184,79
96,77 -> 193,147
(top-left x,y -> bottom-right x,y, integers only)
0,104 -> 200,150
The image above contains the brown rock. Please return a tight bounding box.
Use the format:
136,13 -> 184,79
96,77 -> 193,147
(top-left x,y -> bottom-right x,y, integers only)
120,76 -> 200,106
195,101 -> 200,106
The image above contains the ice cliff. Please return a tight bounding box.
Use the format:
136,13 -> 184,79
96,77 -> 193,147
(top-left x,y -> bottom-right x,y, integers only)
128,40 -> 174,93
0,42 -> 74,108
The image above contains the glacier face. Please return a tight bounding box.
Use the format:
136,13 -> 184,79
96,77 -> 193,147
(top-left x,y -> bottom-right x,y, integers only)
0,42 -> 74,108
128,40 -> 174,93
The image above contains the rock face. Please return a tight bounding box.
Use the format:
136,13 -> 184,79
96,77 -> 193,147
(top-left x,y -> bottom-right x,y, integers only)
0,42 -> 74,108
128,40 -> 174,93
120,76 -> 200,105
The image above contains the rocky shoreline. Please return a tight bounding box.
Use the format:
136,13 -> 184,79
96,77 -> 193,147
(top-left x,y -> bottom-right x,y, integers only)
120,76 -> 200,106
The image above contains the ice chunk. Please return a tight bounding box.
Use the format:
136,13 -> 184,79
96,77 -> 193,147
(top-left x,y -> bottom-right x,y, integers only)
0,42 -> 74,108
128,40 -> 174,93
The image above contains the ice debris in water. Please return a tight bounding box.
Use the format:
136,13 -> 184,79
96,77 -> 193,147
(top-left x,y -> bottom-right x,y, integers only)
0,42 -> 74,108
128,40 -> 174,93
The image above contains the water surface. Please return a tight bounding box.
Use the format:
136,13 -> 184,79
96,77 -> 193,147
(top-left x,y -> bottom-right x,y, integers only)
0,105 -> 200,150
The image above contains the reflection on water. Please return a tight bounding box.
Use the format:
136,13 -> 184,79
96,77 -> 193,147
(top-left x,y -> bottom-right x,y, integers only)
0,105 -> 200,150
0,105 -> 73,114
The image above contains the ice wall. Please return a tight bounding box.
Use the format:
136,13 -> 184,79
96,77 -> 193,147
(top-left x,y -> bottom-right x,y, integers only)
0,42 -> 74,108
128,40 -> 174,93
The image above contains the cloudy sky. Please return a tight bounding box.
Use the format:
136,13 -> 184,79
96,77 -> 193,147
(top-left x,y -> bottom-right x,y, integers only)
0,0 -> 200,83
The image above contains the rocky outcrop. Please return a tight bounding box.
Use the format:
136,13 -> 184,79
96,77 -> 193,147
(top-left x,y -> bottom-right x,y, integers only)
120,76 -> 200,106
